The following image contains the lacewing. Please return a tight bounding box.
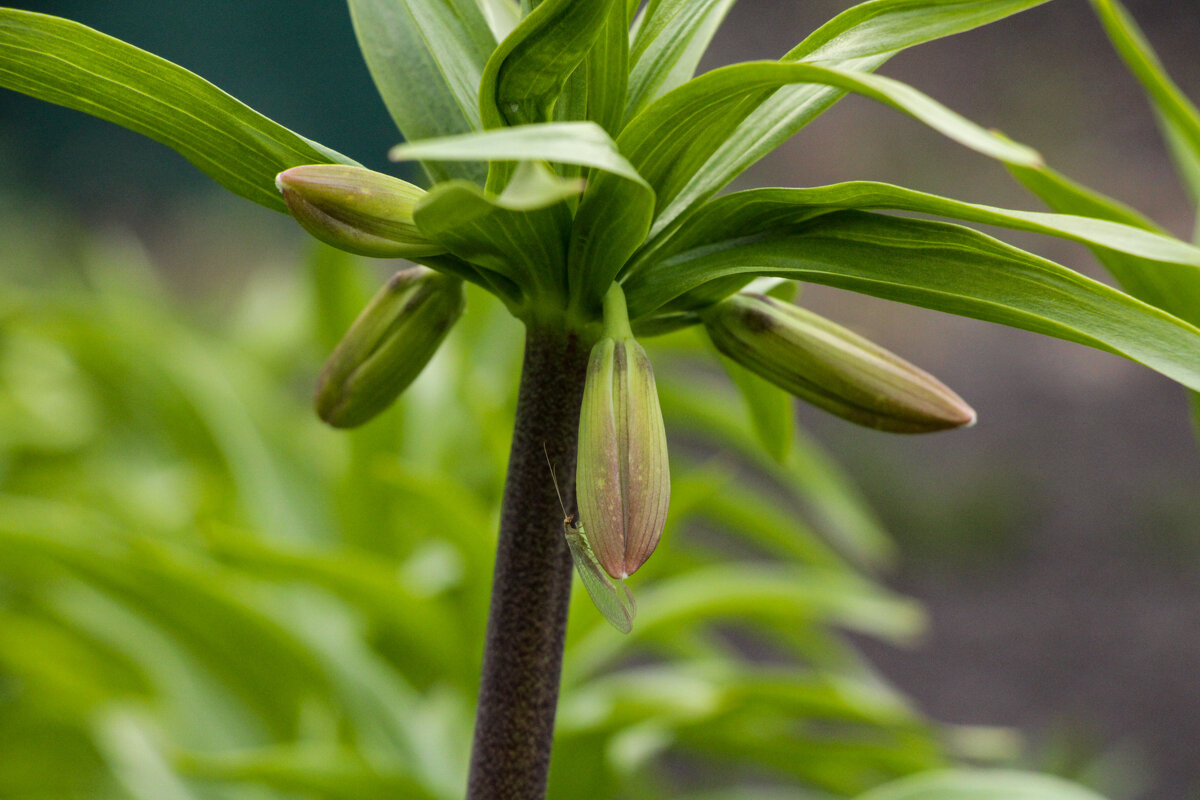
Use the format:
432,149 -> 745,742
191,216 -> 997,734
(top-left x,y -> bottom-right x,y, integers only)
546,447 -> 636,634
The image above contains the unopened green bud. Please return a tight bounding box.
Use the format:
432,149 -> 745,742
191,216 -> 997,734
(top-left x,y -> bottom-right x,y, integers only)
276,165 -> 445,258
576,286 -> 671,579
703,293 -> 976,433
315,266 -> 463,427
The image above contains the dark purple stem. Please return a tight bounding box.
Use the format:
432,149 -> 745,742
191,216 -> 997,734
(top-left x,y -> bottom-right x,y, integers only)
466,323 -> 590,800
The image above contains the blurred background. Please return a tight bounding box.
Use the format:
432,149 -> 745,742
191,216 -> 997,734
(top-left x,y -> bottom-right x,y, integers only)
1,1 -> 1198,798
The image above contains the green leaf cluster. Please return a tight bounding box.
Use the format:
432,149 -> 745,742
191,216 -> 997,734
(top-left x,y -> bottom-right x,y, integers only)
1003,0 -> 1200,437
4,0 -> 1200,397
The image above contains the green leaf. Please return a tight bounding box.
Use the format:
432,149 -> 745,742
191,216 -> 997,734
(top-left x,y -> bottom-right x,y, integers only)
204,531 -> 471,686
627,60 -> 1039,210
1192,391 -> 1200,439
1159,110 -> 1200,238
1008,162 -> 1200,328
855,769 -> 1111,800
177,745 -> 442,800
793,0 -> 1050,62
577,60 -> 1041,295
583,0 -> 629,135
674,473 -> 850,569
1089,0 -> 1200,240
633,180 -> 1200,308
347,0 -> 496,184
0,10 -> 356,213
389,121 -> 645,183
1090,0 -> 1200,188
656,372 -> 896,568
476,0 -> 521,41
0,505 -> 330,737
701,181 -> 1199,267
477,0 -> 618,129
391,122 -> 655,314
413,163 -> 579,304
719,354 -> 795,464
624,0 -> 737,120
566,563 -> 925,681
624,211 -> 1200,394
650,0 -> 1053,239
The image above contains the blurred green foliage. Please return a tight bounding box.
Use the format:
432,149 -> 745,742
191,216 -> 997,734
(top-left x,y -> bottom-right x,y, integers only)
0,204 -> 954,799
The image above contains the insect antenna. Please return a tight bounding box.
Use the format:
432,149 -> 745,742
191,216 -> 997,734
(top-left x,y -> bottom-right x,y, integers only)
543,443 -> 569,521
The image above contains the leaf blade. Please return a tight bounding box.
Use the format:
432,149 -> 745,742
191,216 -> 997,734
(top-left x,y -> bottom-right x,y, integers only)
625,211 -> 1200,393
389,121 -> 647,185
413,164 -> 577,303
624,0 -> 738,120
652,0 -> 1054,237
347,0 -> 495,184
1008,163 -> 1200,327
855,769 -> 1111,800
477,0 -> 618,129
634,180 -> 1200,299
1089,0 -> 1200,182
576,59 -> 1040,301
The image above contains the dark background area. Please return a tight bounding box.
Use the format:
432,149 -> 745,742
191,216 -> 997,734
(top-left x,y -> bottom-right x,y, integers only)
1,1 -> 1198,798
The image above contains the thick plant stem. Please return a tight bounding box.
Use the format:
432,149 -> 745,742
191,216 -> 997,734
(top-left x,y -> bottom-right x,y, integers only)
466,322 -> 591,800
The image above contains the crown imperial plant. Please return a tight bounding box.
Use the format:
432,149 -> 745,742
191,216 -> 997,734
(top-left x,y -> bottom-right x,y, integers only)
5,1 -> 1200,797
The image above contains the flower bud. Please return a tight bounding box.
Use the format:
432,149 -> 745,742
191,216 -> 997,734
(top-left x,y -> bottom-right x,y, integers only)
703,293 -> 975,433
276,165 -> 445,258
315,267 -> 463,428
576,286 -> 671,579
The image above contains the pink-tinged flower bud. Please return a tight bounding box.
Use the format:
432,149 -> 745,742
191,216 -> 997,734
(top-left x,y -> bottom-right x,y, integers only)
276,165 -> 445,258
315,266 -> 463,428
576,286 -> 670,579
703,293 -> 976,433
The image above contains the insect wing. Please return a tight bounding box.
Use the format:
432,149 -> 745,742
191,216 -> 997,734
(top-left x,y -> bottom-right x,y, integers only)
564,524 -> 636,634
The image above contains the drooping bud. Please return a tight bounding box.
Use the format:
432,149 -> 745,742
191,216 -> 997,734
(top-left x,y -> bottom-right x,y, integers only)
276,165 -> 445,258
576,285 -> 671,579
703,293 -> 976,433
315,266 -> 463,428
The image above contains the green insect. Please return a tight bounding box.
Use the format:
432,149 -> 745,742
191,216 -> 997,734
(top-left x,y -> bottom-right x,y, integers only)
546,447 -> 636,634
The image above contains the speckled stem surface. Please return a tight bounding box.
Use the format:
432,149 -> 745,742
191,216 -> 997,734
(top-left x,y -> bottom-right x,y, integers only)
466,323 -> 590,800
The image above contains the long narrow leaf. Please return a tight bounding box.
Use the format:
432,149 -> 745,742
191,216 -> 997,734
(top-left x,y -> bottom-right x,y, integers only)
855,768 -> 1111,800
347,0 -> 495,184
656,374 -> 896,568
1159,111 -> 1200,239
477,0 -> 618,129
176,746 -> 442,800
624,0 -> 738,120
414,166 -> 578,303
575,59 -> 1039,304
390,122 -> 655,313
1008,163 -> 1200,327
389,122 -> 646,184
633,181 -> 1200,294
625,61 -> 1039,208
1090,0 -> 1200,241
650,0 -> 1053,239
0,10 -> 356,213
566,563 -> 924,681
1090,0 -> 1200,175
583,0 -> 629,135
476,0 -> 521,42
624,211 -> 1200,394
